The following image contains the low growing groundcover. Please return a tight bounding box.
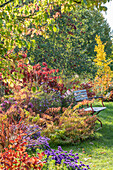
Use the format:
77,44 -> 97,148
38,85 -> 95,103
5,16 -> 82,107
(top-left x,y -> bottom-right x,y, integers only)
50,102 -> 113,170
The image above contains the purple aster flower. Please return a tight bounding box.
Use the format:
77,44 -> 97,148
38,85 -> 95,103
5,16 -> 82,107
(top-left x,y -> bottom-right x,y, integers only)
87,165 -> 90,169
4,100 -> 9,104
28,102 -> 33,108
58,146 -> 63,152
1,103 -> 6,107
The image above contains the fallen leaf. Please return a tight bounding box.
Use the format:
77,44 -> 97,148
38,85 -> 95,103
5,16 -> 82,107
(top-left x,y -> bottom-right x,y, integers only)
100,152 -> 106,154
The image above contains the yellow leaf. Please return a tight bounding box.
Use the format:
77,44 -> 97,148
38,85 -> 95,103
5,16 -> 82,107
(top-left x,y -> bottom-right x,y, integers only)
61,5 -> 65,13
53,26 -> 57,32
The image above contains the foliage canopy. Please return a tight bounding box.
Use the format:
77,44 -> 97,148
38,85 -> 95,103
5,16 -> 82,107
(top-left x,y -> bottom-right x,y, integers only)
26,6 -> 112,76
0,0 -> 112,77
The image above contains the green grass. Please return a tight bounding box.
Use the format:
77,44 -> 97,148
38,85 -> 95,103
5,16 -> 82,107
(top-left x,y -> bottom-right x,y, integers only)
52,101 -> 113,170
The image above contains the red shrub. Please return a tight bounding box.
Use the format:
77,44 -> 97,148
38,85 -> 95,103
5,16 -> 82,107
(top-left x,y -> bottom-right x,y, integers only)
80,82 -> 95,98
0,135 -> 46,169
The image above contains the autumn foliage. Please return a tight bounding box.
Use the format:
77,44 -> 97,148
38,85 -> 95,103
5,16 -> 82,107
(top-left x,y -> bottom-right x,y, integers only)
0,135 -> 46,170
94,35 -> 113,96
42,99 -> 97,145
0,57 -> 65,96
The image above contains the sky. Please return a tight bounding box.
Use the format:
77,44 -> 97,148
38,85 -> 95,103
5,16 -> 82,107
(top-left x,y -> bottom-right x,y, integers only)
102,0 -> 113,31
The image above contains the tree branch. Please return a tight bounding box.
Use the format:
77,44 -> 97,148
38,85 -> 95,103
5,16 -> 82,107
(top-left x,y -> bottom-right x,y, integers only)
0,0 -> 14,8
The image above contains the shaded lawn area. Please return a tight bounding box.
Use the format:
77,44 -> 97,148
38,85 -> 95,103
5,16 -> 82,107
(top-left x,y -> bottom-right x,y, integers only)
51,101 -> 113,170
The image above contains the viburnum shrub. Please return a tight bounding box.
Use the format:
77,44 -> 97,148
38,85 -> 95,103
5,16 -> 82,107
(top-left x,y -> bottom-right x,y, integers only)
0,135 -> 46,169
0,57 -> 66,95
42,100 -> 97,145
0,50 -> 28,96
0,57 -> 67,114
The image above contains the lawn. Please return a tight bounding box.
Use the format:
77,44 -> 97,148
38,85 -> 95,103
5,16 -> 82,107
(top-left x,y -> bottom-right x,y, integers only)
52,101 -> 113,170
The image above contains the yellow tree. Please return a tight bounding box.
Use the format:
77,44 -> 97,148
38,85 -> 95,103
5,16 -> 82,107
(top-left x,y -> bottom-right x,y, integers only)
94,35 -> 113,95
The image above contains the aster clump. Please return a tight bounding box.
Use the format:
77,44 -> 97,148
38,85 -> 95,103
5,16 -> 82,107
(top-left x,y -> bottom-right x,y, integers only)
44,146 -> 90,170
22,124 -> 50,151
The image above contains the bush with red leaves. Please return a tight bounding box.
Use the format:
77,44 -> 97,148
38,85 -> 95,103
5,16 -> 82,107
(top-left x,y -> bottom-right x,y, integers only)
0,60 -> 66,96
80,82 -> 95,98
0,135 -> 46,170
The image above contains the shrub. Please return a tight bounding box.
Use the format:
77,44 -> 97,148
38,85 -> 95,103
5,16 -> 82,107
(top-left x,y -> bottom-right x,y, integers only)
0,87 -> 38,151
0,59 -> 66,96
80,82 -> 95,98
22,124 -> 50,151
0,59 -> 68,115
0,135 -> 46,169
104,90 -> 113,101
42,100 -> 97,145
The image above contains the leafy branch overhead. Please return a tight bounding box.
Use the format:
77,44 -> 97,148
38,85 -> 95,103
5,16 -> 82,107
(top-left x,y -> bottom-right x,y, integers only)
0,0 -> 14,7
0,0 -> 111,51
0,0 -> 111,9
0,0 -> 112,77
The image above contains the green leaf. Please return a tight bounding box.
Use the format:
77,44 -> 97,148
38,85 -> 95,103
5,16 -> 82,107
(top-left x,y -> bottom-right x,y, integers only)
44,12 -> 47,21
69,0 -> 73,4
83,0 -> 87,5
100,6 -> 107,11
18,43 -> 22,48
53,26 -> 57,32
31,39 -> 36,49
0,18 -> 3,27
32,86 -> 36,92
25,10 -> 28,15
20,74 -> 24,79
48,25 -> 53,31
27,42 -> 31,50
17,28 -> 22,34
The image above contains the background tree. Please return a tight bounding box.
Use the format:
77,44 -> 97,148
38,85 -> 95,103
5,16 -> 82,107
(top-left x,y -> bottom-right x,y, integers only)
0,0 -> 112,78
26,5 -> 112,76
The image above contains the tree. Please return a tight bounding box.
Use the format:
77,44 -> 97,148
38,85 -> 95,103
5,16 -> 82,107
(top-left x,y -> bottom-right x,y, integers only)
0,0 -> 112,77
26,5 -> 112,76
93,35 -> 113,95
